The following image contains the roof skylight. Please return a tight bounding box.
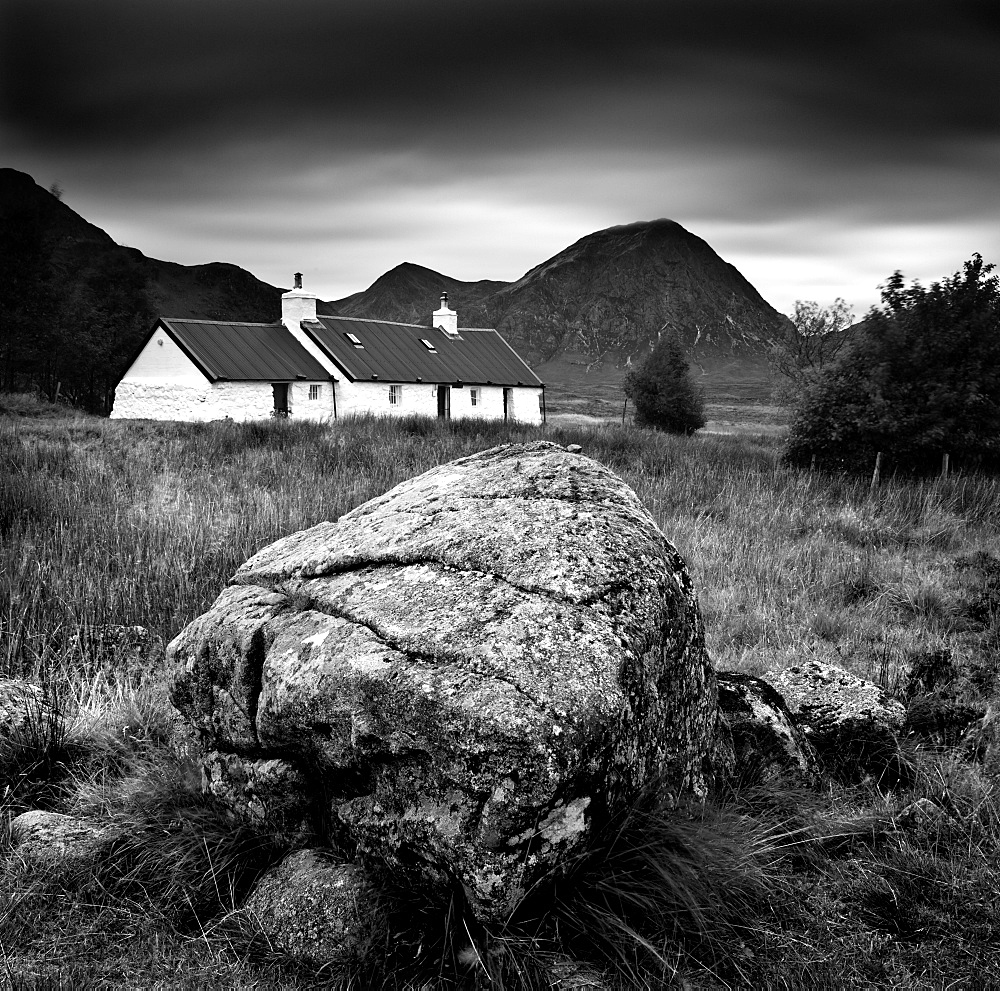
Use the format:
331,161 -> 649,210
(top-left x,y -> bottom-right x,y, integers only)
420,338 -> 438,353
345,332 -> 365,349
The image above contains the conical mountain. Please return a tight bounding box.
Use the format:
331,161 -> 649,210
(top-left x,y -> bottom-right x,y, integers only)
489,219 -> 789,365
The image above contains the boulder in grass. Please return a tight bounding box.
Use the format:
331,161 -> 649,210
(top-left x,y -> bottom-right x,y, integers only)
9,810 -> 123,873
0,680 -> 47,739
170,441 -> 720,923
235,850 -> 386,965
716,672 -> 821,787
768,660 -> 907,785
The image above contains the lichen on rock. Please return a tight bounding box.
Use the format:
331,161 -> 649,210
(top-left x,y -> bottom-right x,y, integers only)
716,671 -> 821,787
769,659 -> 907,784
169,441 -> 720,922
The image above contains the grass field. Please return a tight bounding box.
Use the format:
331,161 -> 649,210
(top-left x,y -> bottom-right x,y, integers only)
2,399 -> 1000,987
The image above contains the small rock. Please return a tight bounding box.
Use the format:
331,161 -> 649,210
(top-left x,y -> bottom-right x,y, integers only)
234,850 -> 386,965
543,953 -> 609,988
0,680 -> 47,739
769,660 -> 907,785
716,672 -> 821,787
201,751 -> 314,838
10,810 -> 122,873
565,444 -> 583,454
896,797 -> 949,831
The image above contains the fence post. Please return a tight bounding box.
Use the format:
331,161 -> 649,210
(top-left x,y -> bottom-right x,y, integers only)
622,397 -> 628,424
869,451 -> 882,494
941,452 -> 949,479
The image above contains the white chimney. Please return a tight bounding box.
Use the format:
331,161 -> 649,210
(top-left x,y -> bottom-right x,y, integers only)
280,273 -> 336,373
433,292 -> 458,336
282,272 -> 318,329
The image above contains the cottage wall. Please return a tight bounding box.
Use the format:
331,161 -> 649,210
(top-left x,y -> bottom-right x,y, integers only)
112,380 -> 334,422
121,328 -> 207,387
334,381 -> 543,425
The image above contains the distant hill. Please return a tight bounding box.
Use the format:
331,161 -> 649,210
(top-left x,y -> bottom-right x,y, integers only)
327,263 -> 504,324
0,168 -> 286,410
1,168 -> 788,415
330,220 -> 789,365
0,169 -> 285,324
330,220 -> 792,414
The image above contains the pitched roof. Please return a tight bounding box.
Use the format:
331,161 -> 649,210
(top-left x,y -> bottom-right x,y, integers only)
302,315 -> 543,386
159,319 -> 330,382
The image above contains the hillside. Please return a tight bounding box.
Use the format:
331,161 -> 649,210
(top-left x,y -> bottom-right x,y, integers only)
331,220 -> 791,416
0,169 -> 287,411
2,168 -> 788,416
326,262 -> 504,324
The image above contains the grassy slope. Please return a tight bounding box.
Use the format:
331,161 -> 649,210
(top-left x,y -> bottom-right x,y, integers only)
2,410 -> 1000,987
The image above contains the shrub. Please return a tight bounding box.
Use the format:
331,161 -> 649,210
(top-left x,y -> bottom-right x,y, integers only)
785,255 -> 1000,473
624,333 -> 705,434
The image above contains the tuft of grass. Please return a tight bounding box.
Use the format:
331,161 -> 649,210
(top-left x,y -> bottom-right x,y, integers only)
541,790 -> 805,987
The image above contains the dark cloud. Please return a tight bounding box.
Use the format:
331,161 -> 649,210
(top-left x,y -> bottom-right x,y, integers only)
4,0 -> 998,160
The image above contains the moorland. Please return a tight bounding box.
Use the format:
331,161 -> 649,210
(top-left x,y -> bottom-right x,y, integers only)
2,397 -> 1000,988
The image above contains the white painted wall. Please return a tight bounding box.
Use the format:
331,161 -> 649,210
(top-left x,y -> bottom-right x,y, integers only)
335,380 -> 439,418
122,328 -> 207,386
112,379 -> 335,422
333,380 -> 543,424
288,381 -> 336,421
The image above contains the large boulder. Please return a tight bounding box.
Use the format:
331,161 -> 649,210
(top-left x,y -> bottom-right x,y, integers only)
169,442 -> 719,923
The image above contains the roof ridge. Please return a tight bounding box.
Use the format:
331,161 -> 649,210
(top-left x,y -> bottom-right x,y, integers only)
318,314 -> 497,332
162,317 -> 281,328
318,314 -> 426,329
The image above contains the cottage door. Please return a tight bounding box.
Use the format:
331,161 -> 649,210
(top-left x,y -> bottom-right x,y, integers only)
437,385 -> 451,419
272,383 -> 289,417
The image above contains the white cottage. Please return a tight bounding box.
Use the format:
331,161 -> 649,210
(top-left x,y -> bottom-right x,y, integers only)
111,282 -> 545,424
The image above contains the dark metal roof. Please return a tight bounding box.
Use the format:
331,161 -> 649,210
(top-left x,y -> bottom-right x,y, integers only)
303,316 -> 543,386
159,319 -> 330,382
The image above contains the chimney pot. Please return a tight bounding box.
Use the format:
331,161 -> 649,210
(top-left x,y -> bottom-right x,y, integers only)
433,292 -> 458,336
294,272 -> 303,289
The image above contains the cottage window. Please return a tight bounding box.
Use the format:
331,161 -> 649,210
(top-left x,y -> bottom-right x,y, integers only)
308,384 -> 321,400
470,388 -> 479,407
389,385 -> 402,406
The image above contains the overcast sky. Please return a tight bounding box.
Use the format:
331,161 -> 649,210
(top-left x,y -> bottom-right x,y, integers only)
3,0 -> 998,316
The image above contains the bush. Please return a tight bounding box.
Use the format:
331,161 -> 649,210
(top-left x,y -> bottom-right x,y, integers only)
785,255 -> 1000,473
624,333 -> 705,434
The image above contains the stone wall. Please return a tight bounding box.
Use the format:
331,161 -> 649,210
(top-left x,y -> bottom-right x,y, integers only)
112,380 -> 335,422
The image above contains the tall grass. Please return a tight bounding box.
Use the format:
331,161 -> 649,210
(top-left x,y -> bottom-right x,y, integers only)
3,409 -> 1000,987
3,413 -> 998,688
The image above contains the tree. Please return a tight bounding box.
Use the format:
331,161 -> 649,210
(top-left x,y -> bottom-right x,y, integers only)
768,298 -> 854,402
624,332 -> 705,434
785,255 -> 1000,473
